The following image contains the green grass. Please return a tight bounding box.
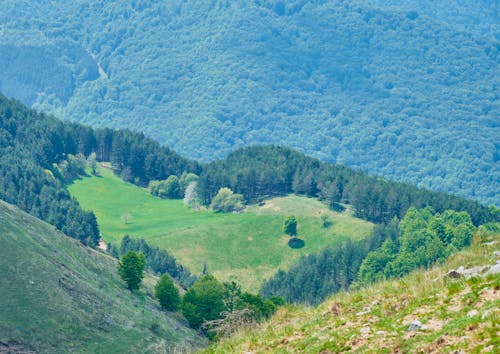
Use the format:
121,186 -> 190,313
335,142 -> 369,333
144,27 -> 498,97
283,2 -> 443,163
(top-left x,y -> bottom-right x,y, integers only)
0,200 -> 205,353
204,231 -> 500,353
68,166 -> 373,290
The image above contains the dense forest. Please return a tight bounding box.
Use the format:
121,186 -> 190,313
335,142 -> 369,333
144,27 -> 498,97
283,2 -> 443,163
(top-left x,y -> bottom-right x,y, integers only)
0,94 -> 197,246
197,146 -> 497,226
0,0 -> 498,205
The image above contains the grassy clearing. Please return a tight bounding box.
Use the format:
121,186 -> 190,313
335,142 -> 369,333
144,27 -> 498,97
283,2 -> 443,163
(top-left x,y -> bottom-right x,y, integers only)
0,200 -> 204,353
68,166 -> 373,290
204,232 -> 500,353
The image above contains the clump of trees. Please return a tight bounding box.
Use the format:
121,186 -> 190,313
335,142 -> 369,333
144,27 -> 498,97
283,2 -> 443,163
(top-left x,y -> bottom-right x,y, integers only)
358,207 -> 476,284
197,146 -> 498,226
118,251 -> 146,290
150,175 -> 182,199
210,188 -> 244,213
181,275 -> 281,338
117,235 -> 196,289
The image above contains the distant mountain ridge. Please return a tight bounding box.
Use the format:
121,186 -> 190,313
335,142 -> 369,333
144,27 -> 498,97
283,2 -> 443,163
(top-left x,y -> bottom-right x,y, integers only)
0,0 -> 498,205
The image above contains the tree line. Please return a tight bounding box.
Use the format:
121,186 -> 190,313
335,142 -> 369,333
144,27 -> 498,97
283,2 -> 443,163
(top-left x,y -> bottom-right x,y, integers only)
196,146 -> 497,226
0,94 -> 198,246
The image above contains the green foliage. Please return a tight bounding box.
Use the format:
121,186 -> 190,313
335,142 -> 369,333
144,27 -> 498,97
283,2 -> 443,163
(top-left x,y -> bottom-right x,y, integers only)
1,1 -> 498,206
210,187 -> 244,213
283,215 -> 298,236
155,275 -> 180,311
180,172 -> 199,193
358,207 -> 477,284
118,251 -> 146,290
150,175 -> 182,199
53,153 -> 86,182
182,275 -> 226,329
120,235 -> 196,289
0,95 -> 100,246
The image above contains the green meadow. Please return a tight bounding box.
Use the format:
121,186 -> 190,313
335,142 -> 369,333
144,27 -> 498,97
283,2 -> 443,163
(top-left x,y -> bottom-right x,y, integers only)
69,166 -> 373,290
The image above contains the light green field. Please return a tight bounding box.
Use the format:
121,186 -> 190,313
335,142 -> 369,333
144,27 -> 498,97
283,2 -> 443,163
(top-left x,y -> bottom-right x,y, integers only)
69,166 -> 373,290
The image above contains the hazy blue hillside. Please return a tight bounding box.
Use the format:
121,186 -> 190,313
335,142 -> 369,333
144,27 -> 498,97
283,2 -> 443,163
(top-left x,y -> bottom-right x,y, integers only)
0,0 -> 498,205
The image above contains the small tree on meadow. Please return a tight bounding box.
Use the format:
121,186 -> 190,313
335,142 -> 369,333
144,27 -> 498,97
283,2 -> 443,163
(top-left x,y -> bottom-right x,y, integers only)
283,215 -> 298,237
118,251 -> 146,290
87,152 -> 98,175
155,274 -> 180,311
184,181 -> 201,209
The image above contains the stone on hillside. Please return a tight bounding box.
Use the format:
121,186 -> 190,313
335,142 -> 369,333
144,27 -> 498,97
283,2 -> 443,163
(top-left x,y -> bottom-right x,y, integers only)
467,309 -> 479,318
493,251 -> 500,257
486,262 -> 500,275
408,320 -> 422,331
446,270 -> 463,279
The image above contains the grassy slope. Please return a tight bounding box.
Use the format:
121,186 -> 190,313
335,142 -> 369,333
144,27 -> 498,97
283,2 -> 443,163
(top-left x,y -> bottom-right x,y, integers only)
68,166 -> 373,290
0,200 -> 205,354
205,233 -> 500,353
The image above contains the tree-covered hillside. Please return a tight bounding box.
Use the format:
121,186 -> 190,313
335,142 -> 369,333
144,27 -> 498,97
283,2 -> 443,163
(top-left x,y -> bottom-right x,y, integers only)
0,0 -> 498,205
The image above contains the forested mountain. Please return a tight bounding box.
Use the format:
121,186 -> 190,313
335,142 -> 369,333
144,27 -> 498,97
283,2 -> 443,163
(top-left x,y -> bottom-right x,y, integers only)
0,0 -> 498,205
0,94 -> 198,246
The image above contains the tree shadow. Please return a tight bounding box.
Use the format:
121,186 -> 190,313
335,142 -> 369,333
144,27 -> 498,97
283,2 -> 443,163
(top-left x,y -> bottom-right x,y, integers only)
288,237 -> 305,249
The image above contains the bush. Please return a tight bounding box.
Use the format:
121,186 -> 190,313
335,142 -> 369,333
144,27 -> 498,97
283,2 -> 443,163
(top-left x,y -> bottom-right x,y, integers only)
210,188 -> 244,213
150,175 -> 182,199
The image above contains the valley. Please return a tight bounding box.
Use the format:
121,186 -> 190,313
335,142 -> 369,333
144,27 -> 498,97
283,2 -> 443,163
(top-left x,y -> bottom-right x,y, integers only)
68,166 -> 373,290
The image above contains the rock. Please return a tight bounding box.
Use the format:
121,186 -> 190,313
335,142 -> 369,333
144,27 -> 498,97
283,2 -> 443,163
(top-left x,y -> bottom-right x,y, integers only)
376,330 -> 386,335
481,309 -> 492,320
360,326 -> 371,335
494,251 -> 500,257
356,308 -> 371,317
467,309 -> 479,318
483,241 -> 497,246
408,320 -> 422,331
446,270 -> 463,279
487,262 -> 500,275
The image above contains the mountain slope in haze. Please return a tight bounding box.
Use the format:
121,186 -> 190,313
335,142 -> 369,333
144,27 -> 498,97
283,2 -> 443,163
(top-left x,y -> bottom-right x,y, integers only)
0,200 -> 205,353
206,229 -> 500,353
0,0 -> 499,205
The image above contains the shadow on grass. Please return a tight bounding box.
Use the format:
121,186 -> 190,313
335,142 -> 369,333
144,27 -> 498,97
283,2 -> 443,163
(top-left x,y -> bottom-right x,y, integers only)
288,237 -> 305,249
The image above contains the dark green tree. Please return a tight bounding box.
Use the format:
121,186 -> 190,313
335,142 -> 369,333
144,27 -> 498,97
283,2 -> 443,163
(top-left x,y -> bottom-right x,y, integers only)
182,274 -> 226,329
118,251 -> 146,290
155,274 -> 180,311
283,215 -> 298,236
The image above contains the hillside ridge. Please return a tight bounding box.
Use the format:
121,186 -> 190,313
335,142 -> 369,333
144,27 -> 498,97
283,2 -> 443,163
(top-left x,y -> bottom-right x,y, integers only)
0,199 -> 205,353
205,229 -> 500,353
